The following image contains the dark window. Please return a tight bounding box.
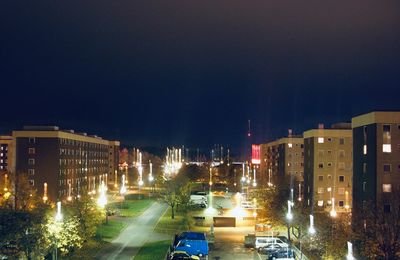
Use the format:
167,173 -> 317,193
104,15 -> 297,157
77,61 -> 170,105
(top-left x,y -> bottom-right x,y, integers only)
384,204 -> 391,213
383,125 -> 391,132
383,164 -> 391,172
318,163 -> 324,169
339,138 -> 345,145
29,138 -> 35,144
339,201 -> 344,207
318,176 -> 323,181
339,176 -> 345,182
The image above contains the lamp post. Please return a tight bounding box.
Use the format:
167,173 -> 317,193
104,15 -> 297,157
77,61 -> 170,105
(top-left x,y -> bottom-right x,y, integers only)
286,200 -> 293,242
148,160 -> 154,197
54,201 -> 63,260
97,181 -> 108,223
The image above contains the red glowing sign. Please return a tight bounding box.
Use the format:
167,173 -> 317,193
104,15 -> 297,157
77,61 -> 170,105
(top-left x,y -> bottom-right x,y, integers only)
251,144 -> 261,164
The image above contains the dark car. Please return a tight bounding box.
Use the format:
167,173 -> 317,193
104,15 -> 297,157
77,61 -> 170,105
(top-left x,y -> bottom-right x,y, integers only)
258,244 -> 286,255
267,248 -> 295,260
169,250 -> 200,260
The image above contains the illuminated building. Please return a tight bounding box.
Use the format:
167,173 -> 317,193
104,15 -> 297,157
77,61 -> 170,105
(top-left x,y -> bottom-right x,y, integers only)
352,112 -> 400,227
13,126 -> 119,202
303,123 -> 352,214
0,135 -> 15,173
260,131 -> 304,195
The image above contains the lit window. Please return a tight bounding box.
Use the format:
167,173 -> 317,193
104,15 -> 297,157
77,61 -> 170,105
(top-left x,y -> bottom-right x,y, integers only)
318,137 -> 324,143
28,148 -> 35,154
383,184 -> 392,193
327,187 -> 332,192
338,188 -> 345,194
383,164 -> 391,172
28,169 -> 35,175
318,187 -> 324,194
28,158 -> 35,165
383,144 -> 391,153
363,145 -> 367,155
318,200 -> 324,207
288,143 -> 292,148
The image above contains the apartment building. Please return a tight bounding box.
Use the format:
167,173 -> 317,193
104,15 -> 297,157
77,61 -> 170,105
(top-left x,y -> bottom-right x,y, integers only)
0,135 -> 15,173
260,134 -> 304,200
352,112 -> 400,226
13,126 -> 119,202
303,123 -> 352,214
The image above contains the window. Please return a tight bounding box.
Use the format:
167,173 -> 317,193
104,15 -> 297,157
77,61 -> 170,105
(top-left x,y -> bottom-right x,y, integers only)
318,163 -> 324,169
339,150 -> 345,157
383,125 -> 391,132
301,144 -> 304,148
383,164 -> 392,173
328,175 -> 332,180
338,188 -> 345,195
318,137 -> 324,144
327,162 -> 333,167
318,200 -> 324,207
28,148 -> 35,154
318,175 -> 324,182
318,187 -> 324,194
29,180 -> 34,186
28,158 -> 35,165
339,138 -> 345,145
363,145 -> 367,155
29,138 -> 35,144
383,184 -> 392,192
339,176 -> 345,182
28,169 -> 35,175
338,162 -> 345,170
327,150 -> 332,155
363,163 -> 367,173
339,201 -> 344,207
384,204 -> 391,213
363,181 -> 367,191
383,144 -> 392,153
327,138 -> 332,142
288,143 -> 292,148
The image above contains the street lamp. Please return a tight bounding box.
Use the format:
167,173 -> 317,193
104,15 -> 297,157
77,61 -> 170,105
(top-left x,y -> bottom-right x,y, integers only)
308,214 -> 316,235
54,201 -> 63,260
347,241 -> 355,260
286,200 -> 293,221
330,197 -> 337,218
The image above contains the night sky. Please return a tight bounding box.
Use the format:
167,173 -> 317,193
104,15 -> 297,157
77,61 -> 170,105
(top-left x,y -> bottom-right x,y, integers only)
1,1 -> 400,153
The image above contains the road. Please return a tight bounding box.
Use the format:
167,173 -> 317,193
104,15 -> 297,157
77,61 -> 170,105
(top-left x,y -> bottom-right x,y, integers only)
96,201 -> 168,260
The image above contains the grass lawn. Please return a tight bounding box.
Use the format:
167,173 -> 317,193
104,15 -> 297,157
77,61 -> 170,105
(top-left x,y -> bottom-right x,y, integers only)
109,199 -> 154,217
96,220 -> 126,242
134,240 -> 171,260
63,239 -> 107,260
154,207 -> 189,235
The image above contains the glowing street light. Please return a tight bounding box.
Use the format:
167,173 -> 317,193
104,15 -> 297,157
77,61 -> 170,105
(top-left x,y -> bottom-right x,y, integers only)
308,214 -> 316,235
55,201 -> 63,222
252,168 -> 257,187
120,174 -> 127,195
97,181 -> 107,208
330,197 -> 337,218
286,200 -> 293,220
43,182 -> 48,203
347,241 -> 355,260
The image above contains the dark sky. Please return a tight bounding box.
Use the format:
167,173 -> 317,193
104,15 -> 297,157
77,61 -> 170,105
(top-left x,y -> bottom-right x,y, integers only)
1,0 -> 400,152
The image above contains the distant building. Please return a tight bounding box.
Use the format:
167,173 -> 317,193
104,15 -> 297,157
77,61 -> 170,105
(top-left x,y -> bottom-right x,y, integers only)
303,123 -> 352,214
352,112 -> 400,228
260,133 -> 304,200
13,126 -> 120,202
0,135 -> 15,173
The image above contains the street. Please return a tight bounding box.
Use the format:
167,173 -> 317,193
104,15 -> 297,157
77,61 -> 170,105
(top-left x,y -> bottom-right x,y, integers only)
96,201 -> 168,260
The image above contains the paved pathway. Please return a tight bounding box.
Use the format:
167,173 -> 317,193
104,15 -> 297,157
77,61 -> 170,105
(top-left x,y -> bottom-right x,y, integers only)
96,201 -> 168,260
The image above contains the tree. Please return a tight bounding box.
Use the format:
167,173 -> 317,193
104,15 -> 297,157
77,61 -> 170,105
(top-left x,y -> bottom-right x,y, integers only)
14,172 -> 41,211
355,192 -> 400,259
66,192 -> 104,241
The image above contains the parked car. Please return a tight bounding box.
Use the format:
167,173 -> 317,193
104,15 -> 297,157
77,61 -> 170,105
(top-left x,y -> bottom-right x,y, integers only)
267,248 -> 295,260
255,236 -> 288,249
258,244 -> 287,255
169,250 -> 200,260
173,232 -> 209,258
241,201 -> 254,209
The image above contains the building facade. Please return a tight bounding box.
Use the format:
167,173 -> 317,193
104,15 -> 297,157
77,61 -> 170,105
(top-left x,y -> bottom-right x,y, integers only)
13,126 -> 119,202
352,112 -> 400,227
303,124 -> 353,214
0,135 -> 15,173
260,135 -> 304,200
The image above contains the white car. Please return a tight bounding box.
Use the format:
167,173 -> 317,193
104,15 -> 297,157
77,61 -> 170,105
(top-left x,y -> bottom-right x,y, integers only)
255,237 -> 289,249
